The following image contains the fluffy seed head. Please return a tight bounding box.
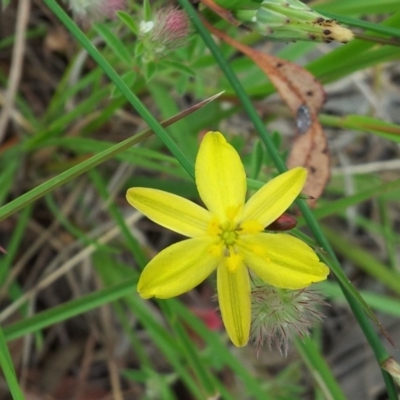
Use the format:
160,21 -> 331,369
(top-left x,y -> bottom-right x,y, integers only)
250,282 -> 326,356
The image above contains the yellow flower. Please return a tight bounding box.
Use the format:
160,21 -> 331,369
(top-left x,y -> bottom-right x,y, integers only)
126,131 -> 329,347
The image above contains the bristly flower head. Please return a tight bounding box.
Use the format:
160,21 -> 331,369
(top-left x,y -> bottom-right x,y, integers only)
250,282 -> 326,356
153,7 -> 192,48
139,6 -> 192,60
68,0 -> 126,21
101,0 -> 126,18
235,0 -> 354,43
126,131 -> 329,347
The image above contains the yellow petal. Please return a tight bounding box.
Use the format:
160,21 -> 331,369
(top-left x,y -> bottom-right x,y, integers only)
217,258 -> 251,347
195,132 -> 246,224
127,188 -> 211,238
238,233 -> 329,289
242,167 -> 307,227
138,237 -> 220,299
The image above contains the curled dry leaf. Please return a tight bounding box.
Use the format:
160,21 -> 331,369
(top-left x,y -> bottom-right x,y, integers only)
286,123 -> 330,203
199,0 -> 241,26
204,21 -> 330,203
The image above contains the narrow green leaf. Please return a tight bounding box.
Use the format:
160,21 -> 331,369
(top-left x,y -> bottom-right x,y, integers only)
3,278 -> 137,342
321,281 -> 400,317
0,95 -> 218,222
0,327 -> 25,400
94,23 -> 132,65
322,12 -> 400,39
314,0 -> 400,15
44,0 -> 194,177
296,337 -> 346,400
117,11 -> 139,35
111,70 -> 136,98
320,114 -> 400,143
160,60 -> 196,76
323,226 -> 400,295
298,179 -> 400,225
144,60 -> 157,81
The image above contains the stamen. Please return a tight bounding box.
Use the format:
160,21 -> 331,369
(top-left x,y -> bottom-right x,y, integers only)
207,216 -> 221,236
225,253 -> 243,272
209,243 -> 223,257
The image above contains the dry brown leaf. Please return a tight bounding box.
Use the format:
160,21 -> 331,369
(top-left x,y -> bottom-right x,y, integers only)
204,21 -> 330,202
286,124 -> 330,201
199,0 -> 241,26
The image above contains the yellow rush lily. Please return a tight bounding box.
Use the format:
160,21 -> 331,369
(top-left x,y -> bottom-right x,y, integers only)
126,131 -> 329,347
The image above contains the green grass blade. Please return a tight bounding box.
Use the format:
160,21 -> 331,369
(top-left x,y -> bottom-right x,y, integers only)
88,169 -> 148,269
321,281 -> 400,317
173,301 -> 271,399
296,337 -> 346,400
0,129 -> 150,221
322,226 -> 400,295
0,150 -> 19,206
320,114 -> 400,143
322,12 -> 400,39
3,278 -> 137,342
44,0 -> 194,177
0,205 -> 32,286
93,23 -> 132,64
298,178 -> 400,225
0,98 -> 215,222
314,0 -> 400,15
0,327 -> 25,400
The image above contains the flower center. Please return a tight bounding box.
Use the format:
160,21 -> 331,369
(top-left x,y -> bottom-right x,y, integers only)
221,229 -> 237,246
